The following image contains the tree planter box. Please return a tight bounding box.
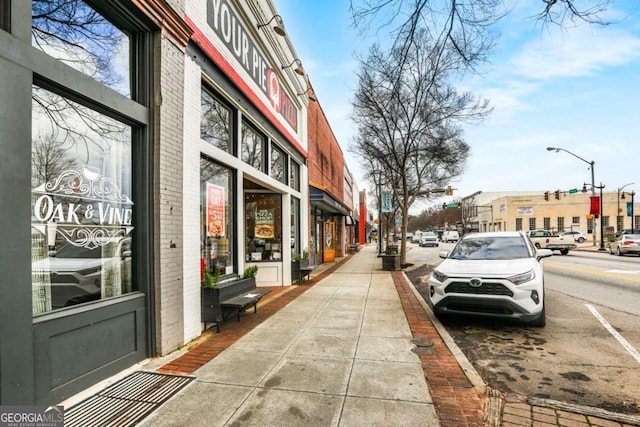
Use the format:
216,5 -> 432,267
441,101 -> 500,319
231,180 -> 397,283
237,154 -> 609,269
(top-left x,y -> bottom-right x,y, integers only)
201,277 -> 256,324
291,259 -> 310,284
381,255 -> 401,271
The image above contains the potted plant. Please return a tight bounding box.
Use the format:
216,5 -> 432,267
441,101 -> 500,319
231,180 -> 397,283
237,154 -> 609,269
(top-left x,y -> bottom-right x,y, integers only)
291,249 -> 309,283
381,250 -> 401,271
201,264 -> 261,325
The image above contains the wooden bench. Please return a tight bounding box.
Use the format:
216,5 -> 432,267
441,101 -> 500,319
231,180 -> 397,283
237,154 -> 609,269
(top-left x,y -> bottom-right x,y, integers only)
299,266 -> 314,283
219,289 -> 271,331
203,277 -> 271,333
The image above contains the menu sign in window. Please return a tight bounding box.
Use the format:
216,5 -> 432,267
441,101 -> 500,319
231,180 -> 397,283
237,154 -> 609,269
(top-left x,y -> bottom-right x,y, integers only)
255,209 -> 274,239
206,183 -> 225,237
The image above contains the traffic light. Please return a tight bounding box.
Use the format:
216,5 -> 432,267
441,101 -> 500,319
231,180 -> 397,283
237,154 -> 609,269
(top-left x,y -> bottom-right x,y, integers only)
445,185 -> 453,196
544,191 -> 550,201
555,189 -> 561,200
442,202 -> 447,210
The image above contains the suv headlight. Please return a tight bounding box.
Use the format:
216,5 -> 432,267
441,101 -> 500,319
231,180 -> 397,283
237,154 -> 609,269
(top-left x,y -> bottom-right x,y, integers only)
78,265 -> 102,275
508,270 -> 535,285
431,269 -> 448,283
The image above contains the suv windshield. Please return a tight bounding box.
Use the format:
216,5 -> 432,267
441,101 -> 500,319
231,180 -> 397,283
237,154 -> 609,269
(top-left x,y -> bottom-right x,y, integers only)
449,236 -> 530,260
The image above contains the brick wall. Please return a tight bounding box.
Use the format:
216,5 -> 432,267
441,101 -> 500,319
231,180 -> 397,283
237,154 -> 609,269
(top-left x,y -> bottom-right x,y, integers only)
154,36 -> 186,355
307,101 -> 345,202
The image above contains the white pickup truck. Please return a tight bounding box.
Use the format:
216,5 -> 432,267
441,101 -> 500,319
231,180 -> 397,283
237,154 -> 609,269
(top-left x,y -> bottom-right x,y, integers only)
528,230 -> 577,255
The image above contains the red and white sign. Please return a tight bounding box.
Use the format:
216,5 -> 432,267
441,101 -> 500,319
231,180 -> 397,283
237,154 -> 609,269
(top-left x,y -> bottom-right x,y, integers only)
206,183 -> 225,237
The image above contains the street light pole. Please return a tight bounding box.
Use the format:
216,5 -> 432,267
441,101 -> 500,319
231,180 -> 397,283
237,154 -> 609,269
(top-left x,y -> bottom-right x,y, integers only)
547,147 -> 596,246
617,182 -> 634,232
373,171 -> 383,257
594,183 -> 606,251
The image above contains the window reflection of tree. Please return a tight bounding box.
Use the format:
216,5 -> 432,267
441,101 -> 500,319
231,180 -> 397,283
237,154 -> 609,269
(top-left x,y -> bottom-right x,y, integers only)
31,0 -> 131,163
241,123 -> 263,171
31,132 -> 78,188
201,88 -> 232,152
31,0 -> 128,95
270,144 -> 286,183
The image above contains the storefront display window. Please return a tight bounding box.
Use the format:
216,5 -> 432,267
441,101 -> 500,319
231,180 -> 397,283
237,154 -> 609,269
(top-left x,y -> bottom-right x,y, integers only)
31,0 -> 131,98
291,197 -> 300,257
31,86 -> 133,315
245,193 -> 282,261
241,121 -> 264,171
201,157 -> 235,277
290,160 -> 300,191
201,87 -> 232,153
270,143 -> 286,184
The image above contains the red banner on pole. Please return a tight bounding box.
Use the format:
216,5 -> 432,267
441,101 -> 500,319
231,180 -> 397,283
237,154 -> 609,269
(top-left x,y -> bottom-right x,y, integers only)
590,196 -> 600,215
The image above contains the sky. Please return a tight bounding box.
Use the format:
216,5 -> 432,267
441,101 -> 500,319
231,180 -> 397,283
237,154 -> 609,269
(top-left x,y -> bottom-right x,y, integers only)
274,0 -> 640,214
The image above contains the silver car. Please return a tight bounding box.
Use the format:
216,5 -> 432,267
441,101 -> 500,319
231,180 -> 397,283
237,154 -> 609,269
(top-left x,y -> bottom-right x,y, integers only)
427,231 -> 552,327
608,234 -> 640,256
419,232 -> 439,247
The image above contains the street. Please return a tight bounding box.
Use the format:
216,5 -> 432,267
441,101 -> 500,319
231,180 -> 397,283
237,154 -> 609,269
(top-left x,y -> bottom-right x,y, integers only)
406,241 -> 640,416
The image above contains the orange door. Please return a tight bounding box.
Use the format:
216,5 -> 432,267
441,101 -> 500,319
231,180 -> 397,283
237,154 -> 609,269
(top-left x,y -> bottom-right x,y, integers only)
323,221 -> 336,263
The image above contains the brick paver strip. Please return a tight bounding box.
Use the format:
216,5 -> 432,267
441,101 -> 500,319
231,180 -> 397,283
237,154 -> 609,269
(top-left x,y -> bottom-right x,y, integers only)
391,270 -> 485,427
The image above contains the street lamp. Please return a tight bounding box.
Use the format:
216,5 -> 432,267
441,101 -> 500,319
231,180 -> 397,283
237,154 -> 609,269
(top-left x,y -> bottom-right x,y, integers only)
617,182 -> 634,232
546,147 -> 596,246
593,182 -> 606,251
620,190 -> 636,232
373,170 -> 383,257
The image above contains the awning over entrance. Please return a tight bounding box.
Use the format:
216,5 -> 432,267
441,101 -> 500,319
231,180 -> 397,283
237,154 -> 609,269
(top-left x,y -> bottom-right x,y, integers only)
309,185 -> 350,216
345,215 -> 356,226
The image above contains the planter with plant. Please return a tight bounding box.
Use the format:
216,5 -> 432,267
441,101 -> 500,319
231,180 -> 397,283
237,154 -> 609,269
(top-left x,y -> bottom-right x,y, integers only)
381,250 -> 401,271
201,265 -> 260,324
291,249 -> 309,283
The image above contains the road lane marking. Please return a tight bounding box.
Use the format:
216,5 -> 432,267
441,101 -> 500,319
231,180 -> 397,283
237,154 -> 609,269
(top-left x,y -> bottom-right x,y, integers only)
545,262 -> 640,282
606,269 -> 640,274
585,304 -> 640,365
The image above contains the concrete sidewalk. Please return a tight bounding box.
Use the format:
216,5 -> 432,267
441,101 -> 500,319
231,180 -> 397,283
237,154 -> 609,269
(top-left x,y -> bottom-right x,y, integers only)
64,244 -> 639,426
140,246 -> 442,426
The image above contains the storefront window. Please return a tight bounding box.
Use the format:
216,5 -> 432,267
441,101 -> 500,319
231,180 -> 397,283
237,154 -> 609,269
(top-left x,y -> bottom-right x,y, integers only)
201,87 -> 232,153
291,197 -> 300,257
31,86 -> 133,314
290,160 -> 300,191
1,0 -> 9,31
245,193 -> 282,261
31,0 -> 131,98
201,157 -> 235,277
241,121 -> 264,171
270,143 -> 286,184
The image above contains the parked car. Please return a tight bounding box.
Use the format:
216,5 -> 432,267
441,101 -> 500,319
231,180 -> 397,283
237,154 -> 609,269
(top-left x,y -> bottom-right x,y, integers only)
441,230 -> 459,243
608,234 -> 640,256
427,231 -> 552,327
615,229 -> 640,238
406,232 -> 414,241
559,231 -> 586,243
33,237 -> 132,309
411,231 -> 422,243
419,231 -> 439,247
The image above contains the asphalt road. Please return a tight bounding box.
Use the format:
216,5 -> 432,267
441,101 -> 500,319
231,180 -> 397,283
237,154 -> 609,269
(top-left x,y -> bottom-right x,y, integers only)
406,243 -> 640,416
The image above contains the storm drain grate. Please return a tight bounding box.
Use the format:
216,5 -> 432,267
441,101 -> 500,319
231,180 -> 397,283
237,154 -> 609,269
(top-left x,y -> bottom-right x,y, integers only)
65,371 -> 194,427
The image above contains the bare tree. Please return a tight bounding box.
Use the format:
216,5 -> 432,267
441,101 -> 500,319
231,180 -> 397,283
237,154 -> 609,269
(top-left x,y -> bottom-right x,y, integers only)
32,132 -> 78,187
31,0 -> 129,163
350,1 -> 615,73
351,30 -> 491,264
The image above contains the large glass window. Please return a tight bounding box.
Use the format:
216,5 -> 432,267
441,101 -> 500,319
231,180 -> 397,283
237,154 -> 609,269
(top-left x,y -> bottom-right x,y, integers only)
241,122 -> 264,171
31,0 -> 131,97
291,197 -> 300,257
31,86 -> 133,314
290,160 -> 300,191
201,87 -> 232,153
245,193 -> 282,261
270,143 -> 286,184
201,157 -> 235,277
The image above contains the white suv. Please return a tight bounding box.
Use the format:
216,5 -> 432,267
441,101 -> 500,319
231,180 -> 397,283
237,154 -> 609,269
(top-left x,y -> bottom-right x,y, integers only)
427,231 -> 552,326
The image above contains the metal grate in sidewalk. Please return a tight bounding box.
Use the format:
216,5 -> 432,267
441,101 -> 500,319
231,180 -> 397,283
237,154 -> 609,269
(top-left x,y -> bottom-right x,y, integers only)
64,371 -> 194,427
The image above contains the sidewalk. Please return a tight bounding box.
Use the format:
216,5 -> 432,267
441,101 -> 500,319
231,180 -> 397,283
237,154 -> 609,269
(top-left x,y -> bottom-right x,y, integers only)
139,246 -> 482,426
64,244 -> 640,426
